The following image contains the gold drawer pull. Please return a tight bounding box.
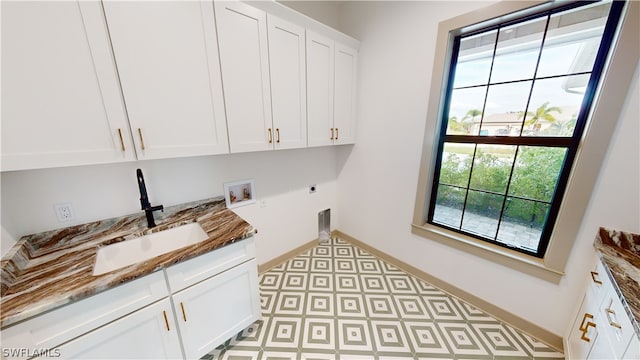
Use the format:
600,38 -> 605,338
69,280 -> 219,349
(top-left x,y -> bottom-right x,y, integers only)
330,128 -> 334,140
163,310 -> 170,331
276,128 -> 280,143
268,128 -> 273,144
578,312 -> 596,342
138,128 -> 146,150
590,271 -> 603,285
579,313 -> 594,332
606,308 -> 622,329
579,313 -> 596,342
180,302 -> 187,322
117,128 -> 126,151
581,321 -> 596,342
335,128 -> 339,140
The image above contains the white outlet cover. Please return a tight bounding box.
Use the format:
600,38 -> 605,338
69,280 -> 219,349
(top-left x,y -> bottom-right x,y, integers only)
54,203 -> 74,222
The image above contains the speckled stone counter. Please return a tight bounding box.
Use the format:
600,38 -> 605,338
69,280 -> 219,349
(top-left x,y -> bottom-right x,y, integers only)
0,197 -> 256,328
594,227 -> 640,337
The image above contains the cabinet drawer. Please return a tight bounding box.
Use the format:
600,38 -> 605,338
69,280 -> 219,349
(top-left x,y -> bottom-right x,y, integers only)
2,271 -> 167,355
587,260 -> 608,304
165,237 -> 256,293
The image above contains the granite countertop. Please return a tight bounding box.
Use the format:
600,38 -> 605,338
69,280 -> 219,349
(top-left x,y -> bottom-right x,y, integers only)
0,197 -> 256,328
593,227 -> 640,337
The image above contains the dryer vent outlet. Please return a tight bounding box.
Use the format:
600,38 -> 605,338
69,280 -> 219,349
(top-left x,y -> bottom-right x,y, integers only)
318,209 -> 330,244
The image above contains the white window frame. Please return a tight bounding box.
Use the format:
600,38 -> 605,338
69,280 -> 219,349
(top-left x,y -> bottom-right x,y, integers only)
412,0 -> 639,283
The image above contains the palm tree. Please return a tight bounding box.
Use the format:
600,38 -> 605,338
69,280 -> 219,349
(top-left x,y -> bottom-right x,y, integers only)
447,109 -> 482,134
456,109 -> 482,134
522,102 -> 562,130
547,116 -> 577,136
462,109 -> 482,122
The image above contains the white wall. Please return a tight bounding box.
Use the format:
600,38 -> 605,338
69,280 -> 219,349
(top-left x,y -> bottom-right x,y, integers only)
277,1 -> 342,30
335,0 -> 639,337
1,147 -> 340,263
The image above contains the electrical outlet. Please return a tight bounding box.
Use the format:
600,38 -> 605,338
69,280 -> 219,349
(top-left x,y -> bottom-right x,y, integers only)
54,203 -> 74,222
309,184 -> 317,194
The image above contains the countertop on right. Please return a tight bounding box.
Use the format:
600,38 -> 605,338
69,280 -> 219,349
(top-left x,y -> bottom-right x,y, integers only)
594,227 -> 640,337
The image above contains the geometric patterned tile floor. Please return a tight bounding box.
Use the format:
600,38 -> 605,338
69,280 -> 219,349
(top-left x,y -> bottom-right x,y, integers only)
202,237 -> 564,360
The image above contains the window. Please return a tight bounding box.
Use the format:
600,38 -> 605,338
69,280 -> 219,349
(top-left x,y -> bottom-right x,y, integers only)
411,1 -> 640,284
427,1 -> 624,258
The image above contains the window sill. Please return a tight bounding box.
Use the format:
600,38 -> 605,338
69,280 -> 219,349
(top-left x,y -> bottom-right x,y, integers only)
411,222 -> 564,283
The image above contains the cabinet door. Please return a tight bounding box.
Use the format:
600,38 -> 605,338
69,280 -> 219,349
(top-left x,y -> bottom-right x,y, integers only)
172,259 -> 260,359
567,294 -> 600,360
586,325 -> 615,360
306,30 -> 335,147
103,1 -> 229,159
54,299 -> 183,360
597,295 -> 636,359
267,14 -> 307,150
215,2 -> 273,153
1,1 -> 135,171
623,337 -> 640,360
334,43 -> 358,145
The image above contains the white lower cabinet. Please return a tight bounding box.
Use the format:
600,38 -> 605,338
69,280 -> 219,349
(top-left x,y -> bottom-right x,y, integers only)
1,238 -> 259,360
54,299 -> 182,360
565,256 -> 639,359
172,259 -> 260,359
623,337 -> 640,359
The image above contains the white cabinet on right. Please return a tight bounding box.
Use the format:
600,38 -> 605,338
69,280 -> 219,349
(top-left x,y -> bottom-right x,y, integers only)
306,30 -> 358,147
565,257 -> 639,359
623,337 -> 640,359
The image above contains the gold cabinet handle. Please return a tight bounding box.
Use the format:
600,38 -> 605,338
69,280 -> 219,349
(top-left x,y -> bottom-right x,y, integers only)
581,321 -> 596,342
268,128 -> 273,144
276,128 -> 280,143
330,128 -> 334,140
163,310 -> 170,331
590,271 -> 603,285
138,128 -> 146,150
579,313 -> 595,342
335,128 -> 339,140
117,128 -> 126,151
579,313 -> 594,332
605,308 -> 622,329
180,302 -> 187,322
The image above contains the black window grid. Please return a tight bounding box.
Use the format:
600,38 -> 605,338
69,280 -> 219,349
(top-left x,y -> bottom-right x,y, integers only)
427,0 -> 626,258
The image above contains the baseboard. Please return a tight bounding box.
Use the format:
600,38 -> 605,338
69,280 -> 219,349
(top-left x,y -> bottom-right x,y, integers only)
334,230 -> 564,353
258,239 -> 317,274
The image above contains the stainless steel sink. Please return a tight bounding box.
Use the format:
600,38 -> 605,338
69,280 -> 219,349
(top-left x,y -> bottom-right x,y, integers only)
92,222 -> 208,276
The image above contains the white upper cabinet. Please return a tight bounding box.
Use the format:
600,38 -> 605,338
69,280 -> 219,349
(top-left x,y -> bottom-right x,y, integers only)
1,1 -> 135,171
102,1 -> 229,160
1,1 -> 359,171
267,14 -> 308,150
215,1 -> 273,153
306,31 -> 335,147
334,43 -> 358,145
306,30 -> 358,147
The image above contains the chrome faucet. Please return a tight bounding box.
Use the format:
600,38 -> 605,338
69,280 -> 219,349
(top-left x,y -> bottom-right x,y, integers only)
136,169 -> 163,228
